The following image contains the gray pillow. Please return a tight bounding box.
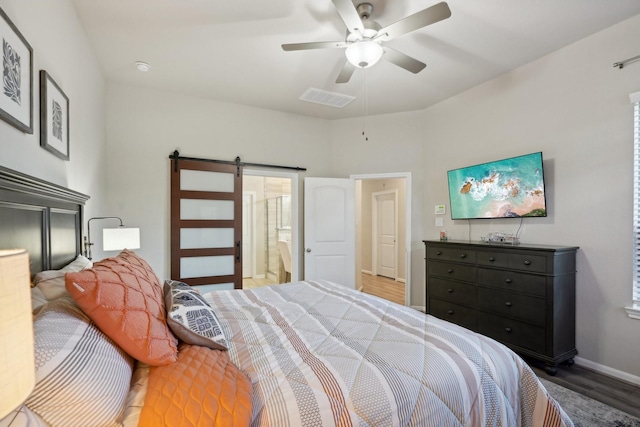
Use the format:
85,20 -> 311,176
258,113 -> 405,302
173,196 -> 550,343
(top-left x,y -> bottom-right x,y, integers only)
163,280 -> 228,350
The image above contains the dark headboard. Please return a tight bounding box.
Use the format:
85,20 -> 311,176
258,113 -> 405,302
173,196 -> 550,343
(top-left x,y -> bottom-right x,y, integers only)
0,165 -> 89,275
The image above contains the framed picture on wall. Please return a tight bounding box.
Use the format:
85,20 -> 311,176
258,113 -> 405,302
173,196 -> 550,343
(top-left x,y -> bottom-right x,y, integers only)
0,7 -> 33,134
39,70 -> 69,160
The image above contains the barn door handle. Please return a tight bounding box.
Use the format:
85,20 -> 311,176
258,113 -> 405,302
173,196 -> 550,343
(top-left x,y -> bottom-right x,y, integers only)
236,240 -> 241,262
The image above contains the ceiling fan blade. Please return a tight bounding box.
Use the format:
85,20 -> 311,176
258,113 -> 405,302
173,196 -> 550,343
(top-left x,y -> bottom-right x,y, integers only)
383,47 -> 426,74
377,2 -> 451,41
331,0 -> 365,33
335,59 -> 356,84
282,41 -> 347,51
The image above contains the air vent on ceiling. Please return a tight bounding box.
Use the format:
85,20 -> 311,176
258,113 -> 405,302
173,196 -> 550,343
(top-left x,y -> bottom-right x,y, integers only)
299,88 -> 355,109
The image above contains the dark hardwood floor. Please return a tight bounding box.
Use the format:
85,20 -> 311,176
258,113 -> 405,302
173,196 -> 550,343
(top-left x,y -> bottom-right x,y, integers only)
528,359 -> 640,419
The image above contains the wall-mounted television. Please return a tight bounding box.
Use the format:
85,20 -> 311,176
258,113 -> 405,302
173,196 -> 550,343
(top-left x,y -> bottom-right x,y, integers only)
447,152 -> 547,220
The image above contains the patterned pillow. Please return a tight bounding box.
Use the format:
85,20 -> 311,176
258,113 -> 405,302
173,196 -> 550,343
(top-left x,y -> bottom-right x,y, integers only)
164,280 -> 228,350
24,298 -> 134,427
65,250 -> 178,366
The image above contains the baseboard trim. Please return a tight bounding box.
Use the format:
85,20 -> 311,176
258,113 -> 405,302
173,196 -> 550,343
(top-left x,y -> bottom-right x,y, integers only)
574,356 -> 640,386
361,269 -> 372,275
411,305 -> 426,312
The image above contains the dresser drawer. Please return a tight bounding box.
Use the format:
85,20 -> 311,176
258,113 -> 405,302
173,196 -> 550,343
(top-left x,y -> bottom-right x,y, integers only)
479,313 -> 545,354
478,288 -> 545,325
476,251 -> 510,268
508,253 -> 547,273
427,246 -> 476,264
429,277 -> 476,306
477,269 -> 546,297
428,261 -> 476,282
429,299 -> 477,331
477,251 -> 548,273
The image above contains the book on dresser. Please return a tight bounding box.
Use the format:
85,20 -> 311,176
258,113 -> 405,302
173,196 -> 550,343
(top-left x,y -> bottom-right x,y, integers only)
423,239 -> 579,375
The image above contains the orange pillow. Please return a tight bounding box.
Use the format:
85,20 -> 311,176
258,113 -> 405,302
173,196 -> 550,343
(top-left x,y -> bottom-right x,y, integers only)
65,250 -> 178,365
139,344 -> 253,427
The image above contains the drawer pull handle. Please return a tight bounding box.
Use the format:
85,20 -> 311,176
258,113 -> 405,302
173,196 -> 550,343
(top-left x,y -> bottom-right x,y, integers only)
447,288 -> 454,293
505,278 -> 513,284
447,310 -> 454,315
447,269 -> 454,274
505,327 -> 513,333
489,257 -> 495,262
436,251 -> 442,256
524,260 -> 531,266
505,301 -> 512,307
460,253 -> 467,259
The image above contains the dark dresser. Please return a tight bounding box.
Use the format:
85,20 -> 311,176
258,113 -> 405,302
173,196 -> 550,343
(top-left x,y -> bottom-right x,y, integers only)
424,239 -> 578,374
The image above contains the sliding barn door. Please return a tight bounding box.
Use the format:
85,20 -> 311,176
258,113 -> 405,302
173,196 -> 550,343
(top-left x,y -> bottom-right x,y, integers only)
170,159 -> 242,290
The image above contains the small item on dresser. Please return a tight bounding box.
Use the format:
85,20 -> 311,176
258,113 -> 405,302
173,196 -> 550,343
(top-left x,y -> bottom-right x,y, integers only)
439,230 -> 448,241
481,232 -> 520,245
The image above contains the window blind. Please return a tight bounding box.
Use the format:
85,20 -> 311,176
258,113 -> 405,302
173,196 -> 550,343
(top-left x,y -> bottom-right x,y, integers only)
633,98 -> 640,304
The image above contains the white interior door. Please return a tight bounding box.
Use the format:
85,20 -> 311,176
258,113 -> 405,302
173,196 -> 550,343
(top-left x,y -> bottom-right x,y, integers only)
304,178 -> 355,288
374,191 -> 397,279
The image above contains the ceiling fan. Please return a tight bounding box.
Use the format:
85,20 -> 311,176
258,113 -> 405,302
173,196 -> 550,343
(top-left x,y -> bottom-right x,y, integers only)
282,0 -> 451,83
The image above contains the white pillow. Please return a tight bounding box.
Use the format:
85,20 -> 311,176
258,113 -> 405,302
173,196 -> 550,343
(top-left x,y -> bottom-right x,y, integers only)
32,255 -> 92,301
29,286 -> 48,314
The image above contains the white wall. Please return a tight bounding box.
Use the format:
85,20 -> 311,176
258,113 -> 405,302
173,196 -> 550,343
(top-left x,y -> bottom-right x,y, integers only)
330,14 -> 640,378
105,83 -> 332,277
329,111 -> 426,305
0,0 -> 107,219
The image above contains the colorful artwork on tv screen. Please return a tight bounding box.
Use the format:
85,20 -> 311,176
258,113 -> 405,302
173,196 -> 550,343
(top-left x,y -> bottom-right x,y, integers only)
447,152 -> 547,219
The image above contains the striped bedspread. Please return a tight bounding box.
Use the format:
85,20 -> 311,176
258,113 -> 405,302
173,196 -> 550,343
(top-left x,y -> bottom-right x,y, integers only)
205,280 -> 573,427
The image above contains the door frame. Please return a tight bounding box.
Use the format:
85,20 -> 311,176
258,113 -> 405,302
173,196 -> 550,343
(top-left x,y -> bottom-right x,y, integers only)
352,172 -> 411,306
243,168 -> 299,282
372,189 -> 398,279
242,191 -> 257,279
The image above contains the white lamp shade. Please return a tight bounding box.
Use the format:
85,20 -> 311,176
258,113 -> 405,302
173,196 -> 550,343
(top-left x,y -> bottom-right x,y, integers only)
345,40 -> 384,68
0,249 -> 35,418
103,228 -> 141,251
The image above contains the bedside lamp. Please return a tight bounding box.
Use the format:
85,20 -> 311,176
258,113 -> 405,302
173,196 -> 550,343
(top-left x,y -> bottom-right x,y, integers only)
0,249 -> 35,418
84,217 -> 140,260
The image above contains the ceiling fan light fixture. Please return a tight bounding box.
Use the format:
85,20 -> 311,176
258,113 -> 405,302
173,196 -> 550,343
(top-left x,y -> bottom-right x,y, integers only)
345,40 -> 383,69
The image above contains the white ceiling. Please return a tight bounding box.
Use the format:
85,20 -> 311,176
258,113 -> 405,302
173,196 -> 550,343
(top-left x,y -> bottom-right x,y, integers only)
71,0 -> 640,120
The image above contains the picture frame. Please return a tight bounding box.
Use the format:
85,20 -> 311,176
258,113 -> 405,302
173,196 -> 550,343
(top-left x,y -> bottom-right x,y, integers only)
0,7 -> 33,134
39,70 -> 69,160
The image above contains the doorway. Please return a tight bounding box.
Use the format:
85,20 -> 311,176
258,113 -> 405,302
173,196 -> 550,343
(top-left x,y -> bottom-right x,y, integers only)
242,170 -> 298,289
353,173 -> 410,306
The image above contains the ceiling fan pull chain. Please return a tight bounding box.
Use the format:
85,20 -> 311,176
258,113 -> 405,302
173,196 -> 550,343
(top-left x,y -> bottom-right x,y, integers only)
362,69 -> 369,142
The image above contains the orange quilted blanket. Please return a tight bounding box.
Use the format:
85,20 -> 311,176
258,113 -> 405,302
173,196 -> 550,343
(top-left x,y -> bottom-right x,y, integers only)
138,344 -> 252,427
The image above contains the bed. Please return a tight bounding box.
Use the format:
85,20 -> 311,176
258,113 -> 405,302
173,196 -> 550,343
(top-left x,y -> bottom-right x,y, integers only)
0,165 -> 574,427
